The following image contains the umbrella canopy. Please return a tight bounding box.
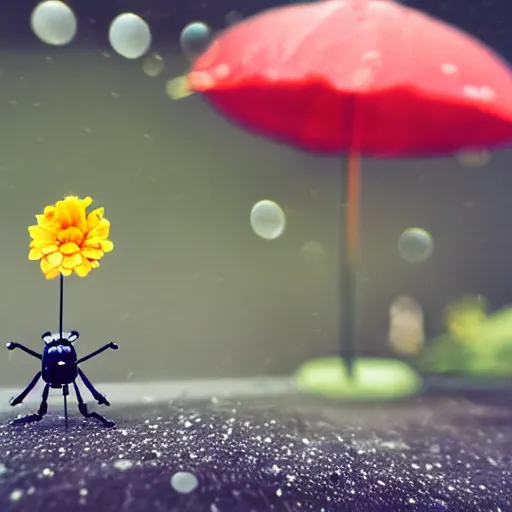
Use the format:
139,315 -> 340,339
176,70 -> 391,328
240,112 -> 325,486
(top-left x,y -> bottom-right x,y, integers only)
187,0 -> 512,156
174,0 -> 512,394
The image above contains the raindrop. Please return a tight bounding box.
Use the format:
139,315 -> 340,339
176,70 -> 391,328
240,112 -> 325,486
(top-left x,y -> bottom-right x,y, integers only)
226,10 -> 243,26
170,471 -> 199,493
398,227 -> 433,264
109,13 -> 151,60
180,22 -> 212,60
142,53 -> 164,77
250,200 -> 286,240
30,1 -> 77,46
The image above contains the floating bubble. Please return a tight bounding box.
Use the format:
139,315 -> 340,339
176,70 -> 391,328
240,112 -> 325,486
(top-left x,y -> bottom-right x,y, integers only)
388,296 -> 425,356
165,76 -> 194,100
170,471 -> 198,493
30,1 -> 77,46
250,200 -> 286,240
226,10 -> 243,26
109,13 -> 151,60
180,22 -> 212,59
142,53 -> 164,77
398,227 -> 433,264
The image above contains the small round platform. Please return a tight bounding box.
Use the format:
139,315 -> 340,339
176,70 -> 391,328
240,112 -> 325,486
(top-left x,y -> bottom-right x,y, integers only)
294,357 -> 422,399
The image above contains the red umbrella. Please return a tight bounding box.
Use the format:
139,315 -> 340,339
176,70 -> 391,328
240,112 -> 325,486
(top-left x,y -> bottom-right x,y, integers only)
178,0 -> 512,383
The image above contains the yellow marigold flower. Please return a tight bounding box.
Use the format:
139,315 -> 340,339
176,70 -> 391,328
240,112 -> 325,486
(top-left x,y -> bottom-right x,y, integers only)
28,196 -> 114,280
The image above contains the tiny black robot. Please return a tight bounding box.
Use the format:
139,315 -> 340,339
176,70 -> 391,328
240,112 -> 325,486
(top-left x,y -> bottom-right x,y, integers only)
7,330 -> 118,428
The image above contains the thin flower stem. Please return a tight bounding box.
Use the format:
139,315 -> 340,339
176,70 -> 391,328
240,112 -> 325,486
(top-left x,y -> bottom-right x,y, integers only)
59,273 -> 64,338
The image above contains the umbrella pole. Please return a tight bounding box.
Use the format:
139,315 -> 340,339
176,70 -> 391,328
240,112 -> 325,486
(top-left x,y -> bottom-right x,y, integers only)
340,151 -> 361,380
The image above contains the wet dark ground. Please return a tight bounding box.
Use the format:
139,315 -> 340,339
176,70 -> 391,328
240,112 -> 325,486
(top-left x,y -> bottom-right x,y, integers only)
0,390 -> 511,512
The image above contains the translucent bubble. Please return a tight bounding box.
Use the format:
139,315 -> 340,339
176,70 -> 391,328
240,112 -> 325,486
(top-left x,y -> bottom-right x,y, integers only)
109,13 -> 151,60
30,1 -> 77,46
180,22 -> 212,60
388,296 -> 425,356
398,227 -> 433,264
226,10 -> 243,26
142,53 -> 164,77
170,471 -> 198,493
250,200 -> 286,240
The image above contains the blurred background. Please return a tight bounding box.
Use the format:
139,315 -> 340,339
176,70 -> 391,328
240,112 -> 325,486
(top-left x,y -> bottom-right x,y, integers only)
0,0 -> 511,387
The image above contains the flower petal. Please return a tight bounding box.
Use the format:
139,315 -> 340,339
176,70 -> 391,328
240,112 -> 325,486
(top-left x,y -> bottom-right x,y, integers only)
28,225 -> 56,243
62,253 -> 83,270
82,247 -> 103,260
40,257 -> 55,274
87,218 -> 110,240
44,268 -> 60,280
87,207 -> 104,230
60,268 -> 72,277
41,244 -> 58,255
28,248 -> 43,261
57,226 -> 85,246
100,240 -> 114,252
56,196 -> 89,231
84,236 -> 114,252
30,238 -> 52,249
43,205 -> 56,221
47,251 -> 64,268
60,242 -> 80,256
83,238 -> 101,249
74,264 -> 91,277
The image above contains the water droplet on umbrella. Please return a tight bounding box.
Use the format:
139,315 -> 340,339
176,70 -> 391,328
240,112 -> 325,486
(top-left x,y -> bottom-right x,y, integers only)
109,13 -> 151,60
462,84 -> 497,103
142,53 -> 164,77
170,471 -> 198,493
180,22 -> 212,60
30,1 -> 77,46
352,51 -> 381,89
398,227 -> 433,263
250,200 -> 286,240
440,62 -> 458,76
